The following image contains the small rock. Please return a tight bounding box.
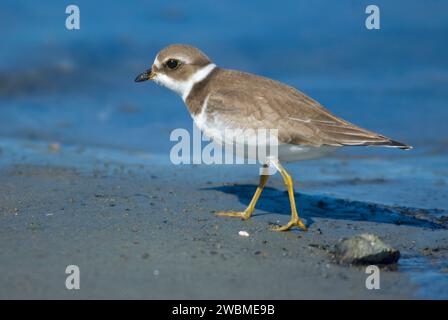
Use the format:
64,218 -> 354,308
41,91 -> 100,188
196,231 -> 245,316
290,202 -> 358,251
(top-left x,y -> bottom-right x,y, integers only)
141,253 -> 149,259
334,233 -> 400,265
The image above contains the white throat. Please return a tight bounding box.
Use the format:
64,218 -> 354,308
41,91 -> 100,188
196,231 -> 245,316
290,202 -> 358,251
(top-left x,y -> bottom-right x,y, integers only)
154,63 -> 216,101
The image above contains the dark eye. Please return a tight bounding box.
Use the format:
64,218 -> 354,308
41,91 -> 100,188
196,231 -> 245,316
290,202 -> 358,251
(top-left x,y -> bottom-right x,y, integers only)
166,59 -> 180,70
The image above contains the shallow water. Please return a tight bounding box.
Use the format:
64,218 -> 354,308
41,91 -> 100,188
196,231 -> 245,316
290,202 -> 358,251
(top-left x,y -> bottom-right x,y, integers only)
399,256 -> 448,299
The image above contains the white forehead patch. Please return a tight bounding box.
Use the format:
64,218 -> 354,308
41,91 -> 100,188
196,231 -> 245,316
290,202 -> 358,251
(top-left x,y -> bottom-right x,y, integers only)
153,63 -> 216,101
153,55 -> 162,69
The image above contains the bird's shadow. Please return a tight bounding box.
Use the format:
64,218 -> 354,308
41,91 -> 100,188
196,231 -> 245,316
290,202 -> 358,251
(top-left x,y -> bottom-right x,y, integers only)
204,184 -> 447,230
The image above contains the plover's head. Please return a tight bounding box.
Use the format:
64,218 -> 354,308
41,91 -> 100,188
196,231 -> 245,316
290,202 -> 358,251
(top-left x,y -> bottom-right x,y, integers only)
135,44 -> 216,101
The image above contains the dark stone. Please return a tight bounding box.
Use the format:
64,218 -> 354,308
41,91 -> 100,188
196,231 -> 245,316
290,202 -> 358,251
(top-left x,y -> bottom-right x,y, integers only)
334,234 -> 400,265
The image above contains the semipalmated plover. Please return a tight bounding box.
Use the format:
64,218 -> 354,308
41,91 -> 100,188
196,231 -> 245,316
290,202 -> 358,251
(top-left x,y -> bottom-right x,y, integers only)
135,44 -> 411,231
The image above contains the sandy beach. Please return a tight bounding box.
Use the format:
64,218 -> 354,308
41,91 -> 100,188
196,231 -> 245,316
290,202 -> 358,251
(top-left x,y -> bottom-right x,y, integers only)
0,139 -> 447,299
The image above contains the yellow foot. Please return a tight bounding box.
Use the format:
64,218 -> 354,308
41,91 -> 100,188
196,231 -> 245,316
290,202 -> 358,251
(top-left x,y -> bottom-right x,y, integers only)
216,211 -> 251,220
271,218 -> 307,232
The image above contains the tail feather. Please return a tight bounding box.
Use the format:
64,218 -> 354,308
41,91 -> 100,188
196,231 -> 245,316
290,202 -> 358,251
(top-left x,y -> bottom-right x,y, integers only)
358,137 -> 413,150
378,138 -> 412,150
314,121 -> 412,150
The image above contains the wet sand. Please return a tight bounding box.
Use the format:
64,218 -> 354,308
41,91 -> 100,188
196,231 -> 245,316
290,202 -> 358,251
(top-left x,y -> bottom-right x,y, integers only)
0,139 -> 446,299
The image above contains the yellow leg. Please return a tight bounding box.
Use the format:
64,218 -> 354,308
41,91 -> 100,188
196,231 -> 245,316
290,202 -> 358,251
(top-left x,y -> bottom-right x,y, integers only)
271,161 -> 307,232
216,173 -> 269,220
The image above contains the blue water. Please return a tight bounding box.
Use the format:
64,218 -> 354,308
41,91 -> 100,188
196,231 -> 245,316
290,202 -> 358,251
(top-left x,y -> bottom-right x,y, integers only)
1,0 -> 447,298
399,255 -> 448,299
1,0 -> 447,152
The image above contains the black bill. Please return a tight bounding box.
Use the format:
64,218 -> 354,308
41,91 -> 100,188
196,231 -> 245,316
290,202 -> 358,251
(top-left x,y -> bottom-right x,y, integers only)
134,69 -> 154,82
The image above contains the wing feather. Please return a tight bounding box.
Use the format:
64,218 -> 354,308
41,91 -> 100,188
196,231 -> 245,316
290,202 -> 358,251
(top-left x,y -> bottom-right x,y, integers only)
203,70 -> 411,149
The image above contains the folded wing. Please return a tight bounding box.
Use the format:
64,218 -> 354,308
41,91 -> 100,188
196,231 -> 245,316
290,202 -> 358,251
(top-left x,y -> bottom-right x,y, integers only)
206,70 -> 411,149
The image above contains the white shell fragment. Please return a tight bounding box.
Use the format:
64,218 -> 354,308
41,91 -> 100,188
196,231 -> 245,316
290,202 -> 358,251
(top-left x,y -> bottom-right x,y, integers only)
238,231 -> 250,237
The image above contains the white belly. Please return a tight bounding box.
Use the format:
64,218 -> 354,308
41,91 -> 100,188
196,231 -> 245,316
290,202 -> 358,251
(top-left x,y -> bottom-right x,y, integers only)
193,112 -> 338,163
277,144 -> 338,162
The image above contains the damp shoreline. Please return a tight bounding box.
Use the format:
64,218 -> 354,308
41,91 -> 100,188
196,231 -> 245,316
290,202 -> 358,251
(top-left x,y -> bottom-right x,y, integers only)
0,138 -> 446,299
